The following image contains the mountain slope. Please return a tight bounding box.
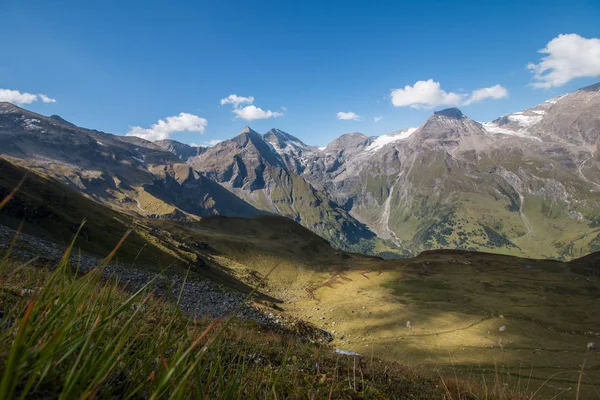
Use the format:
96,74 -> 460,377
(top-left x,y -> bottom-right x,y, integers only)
1,81 -> 599,260
155,139 -> 206,161
488,82 -> 600,147
0,102 -> 262,220
189,127 -> 378,251
292,85 -> 600,259
2,154 -> 599,398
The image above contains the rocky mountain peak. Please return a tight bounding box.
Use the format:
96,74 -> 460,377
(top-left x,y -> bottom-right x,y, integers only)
240,126 -> 254,134
263,128 -> 310,152
2,81 -> 600,261
409,108 -> 488,148
231,126 -> 265,146
433,108 -> 465,119
325,132 -> 372,153
155,139 -> 206,161
202,125 -> 285,171
49,115 -> 77,128
483,81 -> 600,145
580,81 -> 600,92
0,102 -> 24,114
526,81 -> 600,145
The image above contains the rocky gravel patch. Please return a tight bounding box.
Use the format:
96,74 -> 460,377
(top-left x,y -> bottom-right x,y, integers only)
0,224 -> 332,344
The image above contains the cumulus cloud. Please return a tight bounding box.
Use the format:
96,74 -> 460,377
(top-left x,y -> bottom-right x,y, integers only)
463,85 -> 509,105
203,139 -> 223,146
527,34 -> 600,88
391,80 -> 462,109
126,112 -> 208,141
220,94 -> 254,106
190,140 -> 222,147
0,88 -> 56,105
38,94 -> 57,103
232,105 -> 283,120
221,94 -> 284,120
337,111 -> 361,121
374,116 -> 383,122
390,79 -> 508,109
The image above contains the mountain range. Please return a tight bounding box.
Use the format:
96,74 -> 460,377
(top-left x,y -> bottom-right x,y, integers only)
1,82 -> 599,259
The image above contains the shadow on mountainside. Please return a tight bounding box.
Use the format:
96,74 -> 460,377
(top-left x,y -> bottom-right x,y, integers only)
0,158 -> 281,302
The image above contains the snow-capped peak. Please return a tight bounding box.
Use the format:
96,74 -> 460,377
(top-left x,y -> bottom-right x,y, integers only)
264,128 -> 310,150
545,93 -> 569,105
365,127 -> 417,152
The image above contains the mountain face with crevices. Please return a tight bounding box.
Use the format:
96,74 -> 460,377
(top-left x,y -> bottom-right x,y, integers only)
188,127 -> 377,251
291,83 -> 600,259
0,102 -> 261,220
155,139 -> 206,161
0,82 -> 599,259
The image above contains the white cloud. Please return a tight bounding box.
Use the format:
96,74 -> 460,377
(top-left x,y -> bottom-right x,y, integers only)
126,112 -> 208,141
221,94 -> 284,120
391,80 -> 462,109
374,116 -> 383,122
336,111 -> 361,121
0,88 -> 56,105
220,94 -> 255,106
38,94 -> 57,103
191,139 -> 222,147
527,34 -> 600,88
232,105 -> 283,120
390,79 -> 508,108
203,139 -> 223,146
463,84 -> 509,105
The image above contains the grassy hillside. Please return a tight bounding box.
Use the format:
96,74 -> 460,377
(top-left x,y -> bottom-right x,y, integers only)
0,157 -> 171,266
346,141 -> 600,261
286,250 -> 600,399
0,158 -> 335,297
0,260 -> 438,399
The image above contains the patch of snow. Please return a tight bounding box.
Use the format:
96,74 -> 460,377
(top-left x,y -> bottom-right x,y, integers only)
317,146 -> 326,151
22,118 -> 42,131
507,114 -> 543,128
481,122 -> 542,142
261,139 -> 288,168
334,349 -> 362,356
96,141 -> 106,147
545,93 -> 569,105
132,156 -> 145,163
365,127 -> 417,152
268,136 -> 307,154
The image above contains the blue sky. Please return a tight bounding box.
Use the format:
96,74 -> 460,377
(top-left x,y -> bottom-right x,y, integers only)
1,0 -> 599,147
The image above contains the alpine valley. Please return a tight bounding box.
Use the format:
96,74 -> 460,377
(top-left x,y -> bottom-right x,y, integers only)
1,82 -> 600,260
